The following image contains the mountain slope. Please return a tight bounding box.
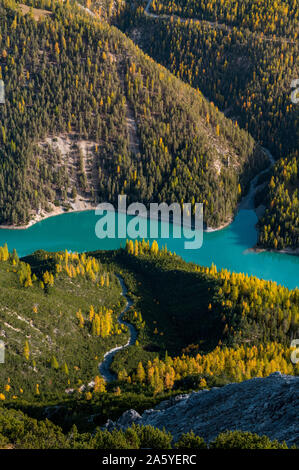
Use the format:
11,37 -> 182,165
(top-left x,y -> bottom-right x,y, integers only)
0,247 -> 126,398
0,405 -> 292,448
0,244 -> 298,402
148,0 -> 299,36
119,2 -> 299,249
0,0 -> 265,228
105,372 -> 299,446
0,244 -> 297,438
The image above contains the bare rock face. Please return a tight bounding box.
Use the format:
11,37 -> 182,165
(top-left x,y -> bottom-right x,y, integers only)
104,373 -> 299,446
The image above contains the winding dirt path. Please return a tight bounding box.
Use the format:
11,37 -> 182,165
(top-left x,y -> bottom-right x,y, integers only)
99,275 -> 137,382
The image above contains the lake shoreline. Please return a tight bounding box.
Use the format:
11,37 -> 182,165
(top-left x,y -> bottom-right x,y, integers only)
205,218 -> 233,232
0,202 -> 233,233
0,206 -> 299,256
0,148 -> 273,233
0,200 -> 97,230
1,206 -> 297,257
0,207 -> 298,289
249,246 -> 299,256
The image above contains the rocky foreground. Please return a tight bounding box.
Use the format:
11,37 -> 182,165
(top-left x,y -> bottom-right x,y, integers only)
105,373 -> 299,446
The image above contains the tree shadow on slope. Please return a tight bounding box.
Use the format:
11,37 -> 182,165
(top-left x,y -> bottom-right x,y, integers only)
92,249 -> 229,357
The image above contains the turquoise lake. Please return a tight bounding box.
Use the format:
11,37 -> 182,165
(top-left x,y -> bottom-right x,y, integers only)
0,208 -> 298,289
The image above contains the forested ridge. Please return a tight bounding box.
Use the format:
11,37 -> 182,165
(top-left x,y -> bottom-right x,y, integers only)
148,0 -> 299,36
0,245 -> 297,444
136,16 -> 298,161
106,242 -> 299,391
258,156 -> 298,249
116,0 -> 299,249
0,0 -> 265,228
1,244 -> 297,401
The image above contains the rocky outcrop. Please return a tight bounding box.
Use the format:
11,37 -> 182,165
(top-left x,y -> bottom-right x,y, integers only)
104,373 -> 299,446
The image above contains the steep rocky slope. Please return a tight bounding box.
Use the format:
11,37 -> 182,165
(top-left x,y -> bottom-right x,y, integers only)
105,372 -> 299,446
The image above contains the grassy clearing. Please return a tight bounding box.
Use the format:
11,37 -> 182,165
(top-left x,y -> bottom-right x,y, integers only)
0,253 -> 127,399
